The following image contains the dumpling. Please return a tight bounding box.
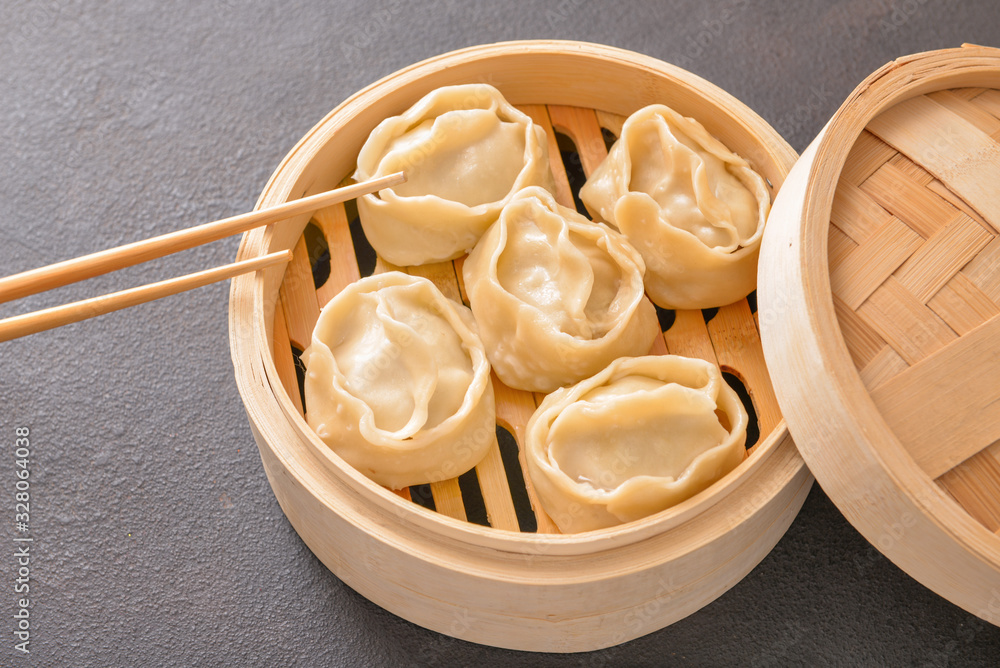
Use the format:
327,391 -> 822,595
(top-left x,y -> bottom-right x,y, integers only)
353,84 -> 556,266
525,355 -> 747,533
302,272 -> 496,489
463,187 -> 659,393
580,104 -> 771,309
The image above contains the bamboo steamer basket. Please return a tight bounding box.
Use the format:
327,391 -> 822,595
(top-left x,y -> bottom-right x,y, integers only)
230,40 -> 810,652
760,44 -> 1000,626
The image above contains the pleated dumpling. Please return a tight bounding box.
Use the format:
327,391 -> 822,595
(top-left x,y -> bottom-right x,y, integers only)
463,187 -> 659,393
525,355 -> 747,533
353,84 -> 556,266
580,104 -> 770,309
302,272 -> 496,489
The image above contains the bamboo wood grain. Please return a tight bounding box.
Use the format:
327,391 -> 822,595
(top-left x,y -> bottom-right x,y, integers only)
833,295 -> 886,369
0,250 -> 291,343
547,105 -> 609,176
271,294 -> 305,416
312,203 -> 361,307
856,276 -> 957,365
278,236 -> 320,351
887,153 -> 934,185
840,131 -> 895,186
408,262 -> 462,302
830,217 -> 922,309
828,224 -> 859,270
0,173 -> 403,305
230,40 -> 806,651
894,214 -> 993,302
830,180 -> 893,243
708,301 -> 782,450
928,90 -> 1000,139
938,453 -> 1000,532
429,478 -> 467,522
594,110 -> 625,138
867,95 -> 1000,232
858,345 -> 909,390
960,236 -> 1000,303
648,331 -> 669,355
518,104 -> 576,209
870,313 -> 1000,479
971,89 -> 1000,119
926,272 -> 1000,335
860,161 -> 961,238
474,445 -> 520,532
492,373 -> 559,534
664,310 -> 718,365
949,86 -> 990,101
927,179 -> 995,229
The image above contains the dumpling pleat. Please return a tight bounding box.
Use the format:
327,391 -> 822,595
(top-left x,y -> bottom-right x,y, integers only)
464,187 -> 659,393
580,104 -> 771,309
304,272 -> 496,489
525,355 -> 747,533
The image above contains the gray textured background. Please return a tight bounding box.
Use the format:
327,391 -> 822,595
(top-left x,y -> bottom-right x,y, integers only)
2,0 -> 1000,665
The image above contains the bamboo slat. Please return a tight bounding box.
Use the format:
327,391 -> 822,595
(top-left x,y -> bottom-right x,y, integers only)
547,105 -> 609,175
272,296 -> 304,416
518,104 -> 576,209
860,161 -> 960,238
663,310 -> 718,365
870,313 -> 1000,478
866,94 -> 1000,231
830,217 -> 922,309
927,272 -> 1000,335
839,131 -> 895,186
278,235 -> 320,350
830,180 -> 893,243
312,203 -> 360,306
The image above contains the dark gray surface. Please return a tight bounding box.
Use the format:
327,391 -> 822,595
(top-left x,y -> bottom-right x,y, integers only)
2,0 -> 999,665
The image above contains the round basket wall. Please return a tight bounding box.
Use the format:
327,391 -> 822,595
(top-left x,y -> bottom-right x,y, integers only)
760,45 -> 1000,626
230,41 -> 810,652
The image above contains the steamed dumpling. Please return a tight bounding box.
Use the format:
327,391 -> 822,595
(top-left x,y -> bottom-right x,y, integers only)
580,104 -> 770,309
353,84 -> 556,266
525,355 -> 747,533
463,187 -> 659,393
302,272 -> 496,489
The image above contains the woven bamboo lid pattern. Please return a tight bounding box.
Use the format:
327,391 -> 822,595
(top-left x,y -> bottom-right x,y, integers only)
760,45 -> 1000,624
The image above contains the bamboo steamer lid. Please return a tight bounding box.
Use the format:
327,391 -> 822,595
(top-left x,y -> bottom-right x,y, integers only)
760,44 -> 1000,625
230,41 -> 811,652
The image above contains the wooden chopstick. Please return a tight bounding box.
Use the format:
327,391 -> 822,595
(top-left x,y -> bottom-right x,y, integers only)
0,250 -> 292,342
0,172 -> 404,305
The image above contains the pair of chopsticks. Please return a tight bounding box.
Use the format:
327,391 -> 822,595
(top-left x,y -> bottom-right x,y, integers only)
0,172 -> 405,343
